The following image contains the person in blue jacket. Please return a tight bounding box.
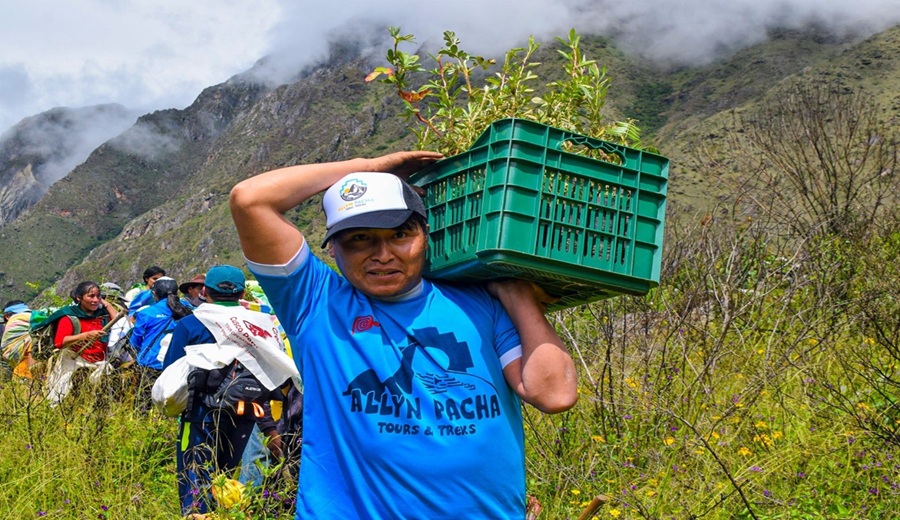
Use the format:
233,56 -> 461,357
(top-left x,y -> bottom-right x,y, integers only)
131,277 -> 192,404
229,151 -> 578,520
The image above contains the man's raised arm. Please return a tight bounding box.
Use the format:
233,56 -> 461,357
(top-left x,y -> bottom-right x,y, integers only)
229,151 -> 442,265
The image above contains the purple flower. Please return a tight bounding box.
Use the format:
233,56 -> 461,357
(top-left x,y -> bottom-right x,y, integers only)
797,472 -> 806,478
37,512 -> 47,517
869,488 -> 879,495
763,489 -> 773,498
25,444 -> 32,450
750,466 -> 762,472
100,505 -> 108,511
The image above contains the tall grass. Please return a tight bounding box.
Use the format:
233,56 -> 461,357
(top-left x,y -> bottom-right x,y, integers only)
522,208 -> 900,519
3,210 -> 899,519
0,370 -> 179,518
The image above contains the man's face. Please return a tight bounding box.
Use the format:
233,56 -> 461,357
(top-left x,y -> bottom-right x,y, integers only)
330,224 -> 428,298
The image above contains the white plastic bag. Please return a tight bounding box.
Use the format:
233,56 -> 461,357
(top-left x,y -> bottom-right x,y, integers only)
151,356 -> 191,417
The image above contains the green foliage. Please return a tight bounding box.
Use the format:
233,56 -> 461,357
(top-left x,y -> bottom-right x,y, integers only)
367,27 -> 651,156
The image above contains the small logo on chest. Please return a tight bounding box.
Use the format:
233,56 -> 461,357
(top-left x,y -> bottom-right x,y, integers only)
351,315 -> 381,334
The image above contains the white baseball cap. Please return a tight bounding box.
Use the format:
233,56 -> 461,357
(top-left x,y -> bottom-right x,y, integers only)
321,172 -> 426,247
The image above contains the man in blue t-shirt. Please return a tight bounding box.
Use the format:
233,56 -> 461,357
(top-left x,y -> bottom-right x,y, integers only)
230,151 -> 578,519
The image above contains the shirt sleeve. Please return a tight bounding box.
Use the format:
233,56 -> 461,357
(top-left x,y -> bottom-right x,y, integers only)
255,400 -> 277,435
54,316 -> 75,348
492,297 -> 522,368
130,313 -> 147,349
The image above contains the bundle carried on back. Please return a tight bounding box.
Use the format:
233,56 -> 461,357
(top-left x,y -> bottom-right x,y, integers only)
0,308 -> 61,364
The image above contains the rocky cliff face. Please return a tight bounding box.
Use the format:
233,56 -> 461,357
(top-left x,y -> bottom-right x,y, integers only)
0,104 -> 138,225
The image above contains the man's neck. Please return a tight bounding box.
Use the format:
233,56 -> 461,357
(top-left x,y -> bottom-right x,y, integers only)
374,280 -> 425,302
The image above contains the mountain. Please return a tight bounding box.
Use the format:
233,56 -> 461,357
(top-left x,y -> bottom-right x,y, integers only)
0,24 -> 897,305
0,104 -> 138,226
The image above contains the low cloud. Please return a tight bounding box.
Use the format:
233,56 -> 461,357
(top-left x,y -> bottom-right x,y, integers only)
3,0 -> 898,146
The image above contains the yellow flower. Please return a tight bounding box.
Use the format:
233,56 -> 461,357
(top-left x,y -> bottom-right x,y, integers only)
571,489 -> 581,496
808,338 -> 819,346
865,337 -> 875,345
755,421 -> 768,429
609,509 -> 622,518
592,435 -> 606,443
738,446 -> 752,457
664,436 -> 676,446
646,490 -> 657,497
211,476 -> 246,509
756,348 -> 765,355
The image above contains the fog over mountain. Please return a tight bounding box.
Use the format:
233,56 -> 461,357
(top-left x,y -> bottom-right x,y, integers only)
2,0 -> 899,134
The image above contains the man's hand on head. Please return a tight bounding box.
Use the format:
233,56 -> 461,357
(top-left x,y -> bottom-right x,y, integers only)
366,151 -> 444,182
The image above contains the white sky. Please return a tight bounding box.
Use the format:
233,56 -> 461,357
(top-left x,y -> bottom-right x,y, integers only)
2,0 -> 899,134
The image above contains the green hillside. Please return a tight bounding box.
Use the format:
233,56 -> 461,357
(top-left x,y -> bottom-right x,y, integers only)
0,25 -> 896,303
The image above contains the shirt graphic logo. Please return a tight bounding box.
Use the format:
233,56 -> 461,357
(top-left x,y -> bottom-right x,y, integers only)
351,315 -> 381,334
243,320 -> 273,339
340,179 -> 367,201
342,327 -> 503,437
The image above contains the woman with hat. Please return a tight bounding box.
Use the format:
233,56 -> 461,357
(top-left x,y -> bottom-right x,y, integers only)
179,274 -> 207,309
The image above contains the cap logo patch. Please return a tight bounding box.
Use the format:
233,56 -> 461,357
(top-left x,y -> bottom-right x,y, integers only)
340,179 -> 368,202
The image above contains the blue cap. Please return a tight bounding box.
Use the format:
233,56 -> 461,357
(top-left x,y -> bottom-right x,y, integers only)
3,303 -> 29,315
204,265 -> 245,294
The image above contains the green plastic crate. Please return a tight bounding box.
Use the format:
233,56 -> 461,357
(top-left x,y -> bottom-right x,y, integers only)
410,118 -> 669,311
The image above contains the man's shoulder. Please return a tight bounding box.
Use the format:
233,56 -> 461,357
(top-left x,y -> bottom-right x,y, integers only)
173,313 -> 202,330
427,280 -> 490,301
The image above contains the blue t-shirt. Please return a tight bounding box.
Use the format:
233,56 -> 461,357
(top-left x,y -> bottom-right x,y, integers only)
131,299 -> 175,370
250,241 -> 526,520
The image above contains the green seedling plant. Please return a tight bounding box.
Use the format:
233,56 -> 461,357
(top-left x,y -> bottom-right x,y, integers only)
366,27 -> 650,158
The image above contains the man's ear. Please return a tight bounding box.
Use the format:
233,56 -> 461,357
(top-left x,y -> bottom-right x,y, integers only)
328,243 -> 335,258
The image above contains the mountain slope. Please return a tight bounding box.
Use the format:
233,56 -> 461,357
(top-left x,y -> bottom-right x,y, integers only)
0,104 -> 137,225
1,24 -> 897,305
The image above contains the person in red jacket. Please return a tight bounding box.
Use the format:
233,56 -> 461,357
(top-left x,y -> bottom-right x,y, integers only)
45,281 -> 119,403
